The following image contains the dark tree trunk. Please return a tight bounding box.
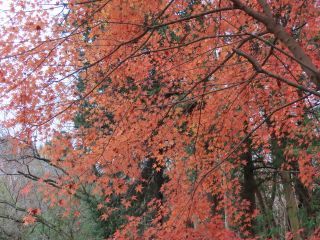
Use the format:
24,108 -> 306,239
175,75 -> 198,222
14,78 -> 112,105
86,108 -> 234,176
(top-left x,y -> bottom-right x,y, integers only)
241,142 -> 256,237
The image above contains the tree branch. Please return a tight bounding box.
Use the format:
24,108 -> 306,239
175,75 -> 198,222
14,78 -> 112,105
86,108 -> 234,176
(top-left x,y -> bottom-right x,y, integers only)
233,49 -> 320,97
230,0 -> 320,87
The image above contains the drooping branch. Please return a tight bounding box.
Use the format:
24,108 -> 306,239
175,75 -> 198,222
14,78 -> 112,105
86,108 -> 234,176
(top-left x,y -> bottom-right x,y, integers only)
233,49 -> 320,97
231,0 -> 320,87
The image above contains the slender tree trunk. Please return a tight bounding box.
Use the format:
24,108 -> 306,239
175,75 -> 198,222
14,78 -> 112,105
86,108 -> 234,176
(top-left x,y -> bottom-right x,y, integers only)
279,171 -> 301,240
222,170 -> 230,230
270,136 -> 301,240
240,143 -> 256,237
294,178 -> 312,216
223,190 -> 230,230
256,187 -> 278,239
242,149 -> 256,213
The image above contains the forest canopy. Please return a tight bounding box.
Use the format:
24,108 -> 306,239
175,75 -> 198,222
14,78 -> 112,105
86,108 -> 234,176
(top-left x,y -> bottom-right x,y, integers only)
0,0 -> 319,239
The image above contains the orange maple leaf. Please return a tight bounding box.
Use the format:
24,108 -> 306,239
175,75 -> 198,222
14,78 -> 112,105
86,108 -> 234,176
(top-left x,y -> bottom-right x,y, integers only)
74,211 -> 81,217
131,195 -> 137,201
20,183 -> 32,196
97,203 -> 104,210
135,184 -> 143,193
100,213 -> 108,221
122,200 -> 131,209
27,208 -> 41,215
23,215 -> 36,225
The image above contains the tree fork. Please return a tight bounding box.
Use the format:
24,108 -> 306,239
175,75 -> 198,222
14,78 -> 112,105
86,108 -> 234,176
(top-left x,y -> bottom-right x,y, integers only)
230,0 -> 320,88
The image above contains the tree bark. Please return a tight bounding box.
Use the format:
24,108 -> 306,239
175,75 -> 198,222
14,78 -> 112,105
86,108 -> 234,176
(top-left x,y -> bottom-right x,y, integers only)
269,136 -> 301,240
240,142 -> 256,237
279,171 -> 301,240
230,0 -> 320,88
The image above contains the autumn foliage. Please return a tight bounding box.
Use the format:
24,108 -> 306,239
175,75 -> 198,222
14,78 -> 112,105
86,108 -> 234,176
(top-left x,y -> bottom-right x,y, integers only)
0,0 -> 319,239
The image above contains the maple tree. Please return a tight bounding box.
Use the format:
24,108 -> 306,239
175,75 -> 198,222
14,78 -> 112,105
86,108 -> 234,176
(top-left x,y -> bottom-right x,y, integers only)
0,0 -> 319,239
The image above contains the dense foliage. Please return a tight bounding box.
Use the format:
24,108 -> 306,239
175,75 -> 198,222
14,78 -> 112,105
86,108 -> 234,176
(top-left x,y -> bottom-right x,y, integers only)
0,0 -> 319,239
